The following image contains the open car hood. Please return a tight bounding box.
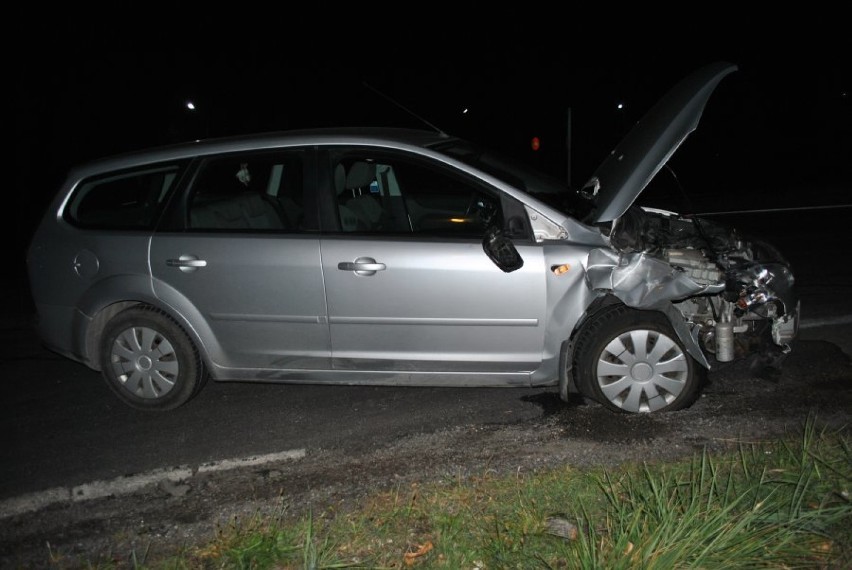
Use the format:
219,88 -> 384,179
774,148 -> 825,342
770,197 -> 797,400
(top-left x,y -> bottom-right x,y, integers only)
582,61 -> 738,224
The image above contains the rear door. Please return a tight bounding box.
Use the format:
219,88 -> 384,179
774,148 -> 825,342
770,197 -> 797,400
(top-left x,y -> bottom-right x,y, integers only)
150,149 -> 331,372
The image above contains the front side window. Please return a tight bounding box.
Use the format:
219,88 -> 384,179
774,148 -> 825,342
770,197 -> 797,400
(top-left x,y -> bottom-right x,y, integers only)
334,155 -> 503,237
65,163 -> 186,229
188,152 -> 305,231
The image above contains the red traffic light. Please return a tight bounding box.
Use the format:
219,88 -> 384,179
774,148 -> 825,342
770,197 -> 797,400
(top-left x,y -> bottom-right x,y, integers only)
531,136 -> 541,151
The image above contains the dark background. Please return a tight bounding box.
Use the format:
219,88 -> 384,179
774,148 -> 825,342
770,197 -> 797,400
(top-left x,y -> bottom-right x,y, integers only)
11,8 -> 852,308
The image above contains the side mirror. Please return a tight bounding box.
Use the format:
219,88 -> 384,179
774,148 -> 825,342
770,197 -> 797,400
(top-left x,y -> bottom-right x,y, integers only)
482,227 -> 524,273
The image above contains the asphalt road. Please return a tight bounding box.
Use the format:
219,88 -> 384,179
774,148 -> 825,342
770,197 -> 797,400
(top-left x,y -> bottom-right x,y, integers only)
0,317 -> 549,502
1,282 -> 849,509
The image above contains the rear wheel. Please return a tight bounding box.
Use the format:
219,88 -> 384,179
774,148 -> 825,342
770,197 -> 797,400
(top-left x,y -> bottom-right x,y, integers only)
99,306 -> 206,411
573,304 -> 704,413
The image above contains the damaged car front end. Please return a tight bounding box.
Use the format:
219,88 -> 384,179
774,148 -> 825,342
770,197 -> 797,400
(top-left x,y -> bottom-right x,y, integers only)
585,208 -> 799,371
553,61 -> 799,412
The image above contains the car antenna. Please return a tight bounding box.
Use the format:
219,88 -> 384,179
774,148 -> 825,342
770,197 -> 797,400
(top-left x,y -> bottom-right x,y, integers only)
362,81 -> 447,136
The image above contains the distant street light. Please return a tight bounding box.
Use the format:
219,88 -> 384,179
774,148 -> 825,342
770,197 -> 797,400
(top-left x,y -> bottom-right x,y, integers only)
617,103 -> 624,109
462,107 -> 469,114
186,101 -> 196,111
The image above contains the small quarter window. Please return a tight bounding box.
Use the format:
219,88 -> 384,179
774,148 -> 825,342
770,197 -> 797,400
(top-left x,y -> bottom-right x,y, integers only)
65,164 -> 186,229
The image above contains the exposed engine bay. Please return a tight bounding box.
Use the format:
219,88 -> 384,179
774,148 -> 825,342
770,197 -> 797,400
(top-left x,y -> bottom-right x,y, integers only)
585,205 -> 799,371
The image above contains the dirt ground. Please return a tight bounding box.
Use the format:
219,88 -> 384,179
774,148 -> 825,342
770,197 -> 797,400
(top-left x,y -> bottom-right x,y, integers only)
2,335 -> 851,568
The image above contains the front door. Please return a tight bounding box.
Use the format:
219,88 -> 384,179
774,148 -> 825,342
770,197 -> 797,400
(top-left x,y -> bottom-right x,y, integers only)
322,237 -> 545,375
322,153 -> 546,378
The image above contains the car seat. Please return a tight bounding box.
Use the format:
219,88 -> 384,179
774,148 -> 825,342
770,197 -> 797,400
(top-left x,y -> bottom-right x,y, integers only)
344,161 -> 384,230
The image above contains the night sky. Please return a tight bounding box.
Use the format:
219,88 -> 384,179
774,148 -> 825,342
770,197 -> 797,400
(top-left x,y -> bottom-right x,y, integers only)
12,8 -> 852,251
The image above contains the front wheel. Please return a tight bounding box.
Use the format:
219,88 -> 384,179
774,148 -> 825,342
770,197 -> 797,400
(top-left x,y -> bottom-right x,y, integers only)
573,304 -> 705,413
99,306 -> 206,411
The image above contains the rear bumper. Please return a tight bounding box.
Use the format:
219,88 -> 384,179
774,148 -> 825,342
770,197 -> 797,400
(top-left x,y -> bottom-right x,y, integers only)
33,304 -> 91,367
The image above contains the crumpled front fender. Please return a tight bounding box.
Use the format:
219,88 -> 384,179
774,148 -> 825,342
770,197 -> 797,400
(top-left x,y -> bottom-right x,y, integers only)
583,248 -> 717,368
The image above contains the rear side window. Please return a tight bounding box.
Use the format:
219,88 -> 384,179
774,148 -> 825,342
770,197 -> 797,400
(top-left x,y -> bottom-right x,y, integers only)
64,163 -> 187,229
187,152 -> 306,232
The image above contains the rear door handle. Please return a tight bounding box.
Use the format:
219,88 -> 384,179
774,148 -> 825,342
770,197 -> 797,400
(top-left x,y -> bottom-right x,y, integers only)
338,257 -> 386,276
166,255 -> 208,273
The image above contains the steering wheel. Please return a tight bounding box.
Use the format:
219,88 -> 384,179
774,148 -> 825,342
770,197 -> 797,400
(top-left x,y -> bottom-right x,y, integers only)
465,192 -> 498,226
464,192 -> 482,217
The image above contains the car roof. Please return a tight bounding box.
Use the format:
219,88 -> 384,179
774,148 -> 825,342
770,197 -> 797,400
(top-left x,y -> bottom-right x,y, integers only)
69,127 -> 456,178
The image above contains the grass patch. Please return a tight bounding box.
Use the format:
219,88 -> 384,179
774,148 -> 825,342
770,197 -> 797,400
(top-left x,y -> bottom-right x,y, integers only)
50,415 -> 852,568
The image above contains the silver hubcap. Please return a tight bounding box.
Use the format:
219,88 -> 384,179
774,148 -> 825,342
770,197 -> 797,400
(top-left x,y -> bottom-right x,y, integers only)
110,326 -> 179,399
596,329 -> 688,413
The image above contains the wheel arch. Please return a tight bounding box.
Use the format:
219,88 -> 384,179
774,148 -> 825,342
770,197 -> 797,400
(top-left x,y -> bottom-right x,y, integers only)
558,294 -> 622,400
74,275 -> 221,375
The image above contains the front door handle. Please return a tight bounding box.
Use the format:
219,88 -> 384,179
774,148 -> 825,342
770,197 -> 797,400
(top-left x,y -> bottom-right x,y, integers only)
338,257 -> 386,276
166,255 -> 208,273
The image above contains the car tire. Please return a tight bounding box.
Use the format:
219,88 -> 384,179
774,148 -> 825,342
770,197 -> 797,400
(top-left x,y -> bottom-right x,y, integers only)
573,304 -> 704,413
100,306 -> 206,411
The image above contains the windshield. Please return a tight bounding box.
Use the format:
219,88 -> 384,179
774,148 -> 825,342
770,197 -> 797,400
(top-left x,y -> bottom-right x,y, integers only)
432,139 -> 593,219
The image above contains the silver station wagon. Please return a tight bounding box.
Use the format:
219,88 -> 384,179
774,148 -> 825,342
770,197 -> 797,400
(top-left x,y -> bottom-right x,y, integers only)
27,62 -> 799,413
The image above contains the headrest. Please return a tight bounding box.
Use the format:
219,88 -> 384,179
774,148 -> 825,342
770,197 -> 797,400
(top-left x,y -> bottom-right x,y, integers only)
345,161 -> 376,190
